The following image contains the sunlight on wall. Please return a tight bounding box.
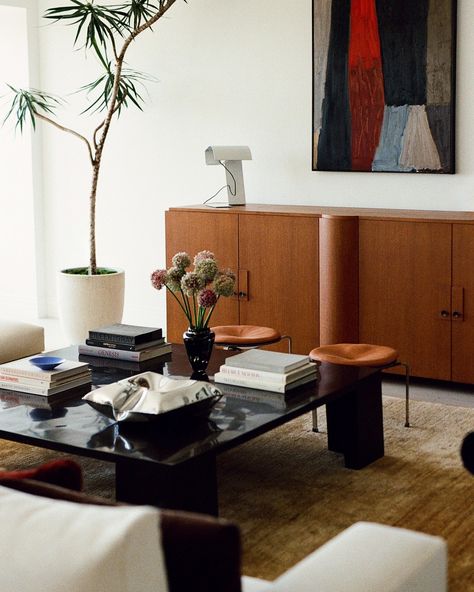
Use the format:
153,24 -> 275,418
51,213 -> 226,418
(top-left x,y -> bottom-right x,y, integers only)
0,4 -> 37,318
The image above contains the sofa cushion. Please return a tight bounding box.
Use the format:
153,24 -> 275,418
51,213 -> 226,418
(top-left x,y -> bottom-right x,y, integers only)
0,459 -> 82,491
0,319 -> 44,363
0,485 -> 168,592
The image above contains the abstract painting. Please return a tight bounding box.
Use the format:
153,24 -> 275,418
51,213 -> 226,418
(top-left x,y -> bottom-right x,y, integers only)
312,0 -> 456,173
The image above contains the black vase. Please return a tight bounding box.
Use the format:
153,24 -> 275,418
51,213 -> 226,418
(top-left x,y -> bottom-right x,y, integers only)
183,328 -> 215,381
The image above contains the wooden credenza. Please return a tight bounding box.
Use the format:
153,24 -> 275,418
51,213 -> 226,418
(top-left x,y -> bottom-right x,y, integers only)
165,206 -> 320,355
166,204 -> 474,383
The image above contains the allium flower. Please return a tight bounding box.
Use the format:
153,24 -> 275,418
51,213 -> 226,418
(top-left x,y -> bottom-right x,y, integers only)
194,258 -> 218,283
151,269 -> 168,290
198,289 -> 217,308
152,250 -> 236,331
172,252 -> 191,270
219,268 -> 236,281
194,250 -> 215,265
214,273 -> 235,297
181,272 -> 205,295
167,266 -> 184,292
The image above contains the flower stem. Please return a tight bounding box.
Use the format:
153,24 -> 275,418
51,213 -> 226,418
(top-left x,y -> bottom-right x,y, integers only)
192,293 -> 198,328
203,296 -> 220,328
166,287 -> 191,325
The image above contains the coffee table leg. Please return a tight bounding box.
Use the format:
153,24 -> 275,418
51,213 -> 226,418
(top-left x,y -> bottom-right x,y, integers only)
326,371 -> 384,469
115,454 -> 218,515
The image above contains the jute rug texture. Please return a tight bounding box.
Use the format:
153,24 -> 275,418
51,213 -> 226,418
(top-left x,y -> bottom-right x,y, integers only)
0,396 -> 472,590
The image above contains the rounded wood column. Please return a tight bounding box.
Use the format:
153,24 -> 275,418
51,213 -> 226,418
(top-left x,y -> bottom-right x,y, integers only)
319,215 -> 359,345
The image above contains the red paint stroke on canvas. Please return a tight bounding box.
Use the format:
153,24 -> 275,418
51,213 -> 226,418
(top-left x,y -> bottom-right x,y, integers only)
349,0 -> 385,171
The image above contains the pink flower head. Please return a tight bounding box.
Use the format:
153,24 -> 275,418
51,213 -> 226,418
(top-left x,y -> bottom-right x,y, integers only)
172,252 -> 191,270
181,272 -> 205,295
151,269 -> 168,290
198,289 -> 217,308
194,250 -> 215,265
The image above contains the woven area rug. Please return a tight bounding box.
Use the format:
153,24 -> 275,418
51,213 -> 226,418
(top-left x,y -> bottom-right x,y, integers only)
0,396 -> 472,590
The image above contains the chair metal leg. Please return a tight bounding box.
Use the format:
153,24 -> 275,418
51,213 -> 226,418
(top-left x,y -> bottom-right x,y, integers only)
312,408 -> 319,432
400,362 -> 410,428
385,360 -> 410,428
281,335 -> 292,353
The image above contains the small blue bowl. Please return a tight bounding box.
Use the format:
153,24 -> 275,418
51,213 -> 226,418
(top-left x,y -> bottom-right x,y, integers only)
29,356 -> 65,371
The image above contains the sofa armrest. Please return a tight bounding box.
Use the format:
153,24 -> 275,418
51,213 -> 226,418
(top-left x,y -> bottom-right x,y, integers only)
270,522 -> 447,592
0,479 -> 243,592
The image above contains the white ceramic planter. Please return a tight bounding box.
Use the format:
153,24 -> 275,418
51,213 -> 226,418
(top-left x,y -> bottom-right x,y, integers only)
58,268 -> 125,345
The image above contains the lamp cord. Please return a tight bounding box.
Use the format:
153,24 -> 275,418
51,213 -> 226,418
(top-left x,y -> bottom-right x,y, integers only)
203,160 -> 237,206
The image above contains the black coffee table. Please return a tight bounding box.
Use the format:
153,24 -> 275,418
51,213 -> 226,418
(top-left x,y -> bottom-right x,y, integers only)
0,345 -> 384,515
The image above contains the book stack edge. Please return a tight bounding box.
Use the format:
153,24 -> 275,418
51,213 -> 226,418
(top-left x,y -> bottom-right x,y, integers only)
78,323 -> 172,362
214,349 -> 320,394
0,357 -> 91,401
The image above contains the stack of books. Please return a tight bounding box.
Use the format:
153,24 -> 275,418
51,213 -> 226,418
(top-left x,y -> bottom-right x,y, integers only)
78,323 -> 172,362
0,357 -> 91,401
214,349 -> 320,393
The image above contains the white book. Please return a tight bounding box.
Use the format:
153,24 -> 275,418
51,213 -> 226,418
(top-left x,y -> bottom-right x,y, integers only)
225,349 -> 310,374
78,343 -> 172,362
0,357 -> 89,381
0,370 -> 90,388
219,362 -> 318,385
0,374 -> 92,397
214,370 -> 319,393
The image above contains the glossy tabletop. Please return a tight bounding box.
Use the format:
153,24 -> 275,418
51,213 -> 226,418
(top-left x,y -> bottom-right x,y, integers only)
0,345 -> 378,468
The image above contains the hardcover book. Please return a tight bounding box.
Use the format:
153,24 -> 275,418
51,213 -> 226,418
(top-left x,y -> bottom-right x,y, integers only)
218,361 -> 318,385
0,374 -> 92,398
0,357 -> 90,381
225,349 -> 310,374
85,337 -> 165,351
88,324 -> 163,345
214,370 -> 319,394
78,342 -> 172,362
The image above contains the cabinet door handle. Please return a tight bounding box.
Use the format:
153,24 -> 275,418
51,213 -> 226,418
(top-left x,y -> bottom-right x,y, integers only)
440,310 -> 450,318
238,291 -> 247,297
451,287 -> 464,322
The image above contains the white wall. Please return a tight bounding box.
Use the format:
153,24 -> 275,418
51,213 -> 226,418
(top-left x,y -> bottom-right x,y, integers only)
36,0 -> 474,333
0,2 -> 39,319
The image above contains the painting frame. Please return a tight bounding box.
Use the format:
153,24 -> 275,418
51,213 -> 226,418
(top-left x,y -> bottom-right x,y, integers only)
312,0 -> 457,174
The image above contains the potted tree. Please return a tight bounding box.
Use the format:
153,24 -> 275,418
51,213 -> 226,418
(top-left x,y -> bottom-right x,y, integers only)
4,0 -> 181,343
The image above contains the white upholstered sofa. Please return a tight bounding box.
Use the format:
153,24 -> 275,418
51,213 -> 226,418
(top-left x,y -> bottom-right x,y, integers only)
0,475 -> 447,592
0,319 -> 44,363
242,521 -> 447,592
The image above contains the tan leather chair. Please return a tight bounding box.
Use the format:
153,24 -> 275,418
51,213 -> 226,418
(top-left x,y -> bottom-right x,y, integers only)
309,343 -> 410,429
211,325 -> 292,352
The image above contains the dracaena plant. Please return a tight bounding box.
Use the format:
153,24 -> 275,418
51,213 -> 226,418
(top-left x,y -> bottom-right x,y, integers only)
4,0 -> 182,275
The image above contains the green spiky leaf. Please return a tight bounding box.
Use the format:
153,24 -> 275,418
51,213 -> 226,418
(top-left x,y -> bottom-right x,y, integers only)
79,67 -> 156,115
44,1 -> 128,66
3,86 -> 62,132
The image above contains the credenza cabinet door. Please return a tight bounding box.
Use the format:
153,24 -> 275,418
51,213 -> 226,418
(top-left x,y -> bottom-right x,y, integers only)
359,220 -> 452,380
452,224 -> 474,383
238,214 -> 319,355
165,210 -> 239,343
